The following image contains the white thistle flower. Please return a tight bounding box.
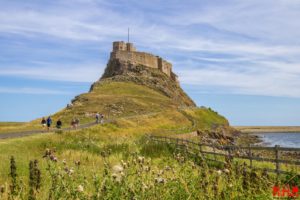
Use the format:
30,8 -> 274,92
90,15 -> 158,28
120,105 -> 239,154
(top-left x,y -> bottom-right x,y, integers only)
77,185 -> 84,193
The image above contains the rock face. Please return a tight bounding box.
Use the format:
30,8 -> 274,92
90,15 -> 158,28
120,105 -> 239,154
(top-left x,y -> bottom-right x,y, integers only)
91,41 -> 196,107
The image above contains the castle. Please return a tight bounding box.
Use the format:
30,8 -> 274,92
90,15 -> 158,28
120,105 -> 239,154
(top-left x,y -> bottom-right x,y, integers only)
110,41 -> 178,82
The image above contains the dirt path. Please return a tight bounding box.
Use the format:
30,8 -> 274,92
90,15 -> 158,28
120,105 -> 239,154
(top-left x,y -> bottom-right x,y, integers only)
0,121 -> 98,140
0,112 -> 160,140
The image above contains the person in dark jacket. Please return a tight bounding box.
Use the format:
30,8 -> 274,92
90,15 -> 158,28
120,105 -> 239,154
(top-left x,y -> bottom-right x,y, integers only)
46,116 -> 52,131
41,117 -> 46,128
56,119 -> 62,129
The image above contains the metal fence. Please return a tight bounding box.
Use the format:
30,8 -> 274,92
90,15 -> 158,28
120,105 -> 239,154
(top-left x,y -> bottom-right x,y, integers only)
149,135 -> 300,175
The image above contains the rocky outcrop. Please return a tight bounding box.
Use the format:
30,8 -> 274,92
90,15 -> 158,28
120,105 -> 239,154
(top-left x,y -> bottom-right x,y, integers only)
90,59 -> 196,107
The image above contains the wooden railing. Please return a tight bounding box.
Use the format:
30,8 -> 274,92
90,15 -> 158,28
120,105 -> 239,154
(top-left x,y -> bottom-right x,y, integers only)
149,135 -> 300,175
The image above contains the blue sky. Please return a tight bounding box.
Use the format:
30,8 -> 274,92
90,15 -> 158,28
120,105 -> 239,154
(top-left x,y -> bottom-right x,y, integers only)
1,0 -> 300,126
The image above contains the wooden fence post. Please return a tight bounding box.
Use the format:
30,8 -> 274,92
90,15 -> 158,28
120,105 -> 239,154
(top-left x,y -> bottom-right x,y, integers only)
275,145 -> 280,175
227,146 -> 233,162
249,144 -> 253,169
198,143 -> 203,160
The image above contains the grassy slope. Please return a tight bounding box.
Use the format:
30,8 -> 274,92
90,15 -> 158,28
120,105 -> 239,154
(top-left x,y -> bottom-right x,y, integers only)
0,80 -> 239,198
0,80 -> 228,175
0,81 -> 227,134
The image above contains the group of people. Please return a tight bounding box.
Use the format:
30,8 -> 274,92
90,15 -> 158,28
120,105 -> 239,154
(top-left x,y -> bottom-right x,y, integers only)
41,113 -> 104,131
41,116 -> 62,131
71,118 -> 80,129
95,113 -> 104,124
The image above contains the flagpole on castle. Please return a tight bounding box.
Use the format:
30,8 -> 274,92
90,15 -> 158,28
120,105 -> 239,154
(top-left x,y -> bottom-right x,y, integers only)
128,27 -> 130,43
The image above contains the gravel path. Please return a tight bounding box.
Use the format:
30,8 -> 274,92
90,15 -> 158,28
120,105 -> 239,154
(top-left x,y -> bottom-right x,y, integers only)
0,112 -> 160,140
0,122 -> 98,140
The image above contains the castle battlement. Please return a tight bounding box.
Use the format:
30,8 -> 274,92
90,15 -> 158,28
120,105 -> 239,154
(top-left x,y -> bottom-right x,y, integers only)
110,41 -> 177,81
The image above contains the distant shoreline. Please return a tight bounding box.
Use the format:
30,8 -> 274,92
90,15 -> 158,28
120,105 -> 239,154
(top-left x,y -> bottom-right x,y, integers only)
234,126 -> 300,133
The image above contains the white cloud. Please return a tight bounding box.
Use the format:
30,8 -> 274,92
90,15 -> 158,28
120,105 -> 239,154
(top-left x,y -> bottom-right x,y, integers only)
177,63 -> 300,98
0,62 -> 104,83
0,87 -> 72,95
1,0 -> 300,98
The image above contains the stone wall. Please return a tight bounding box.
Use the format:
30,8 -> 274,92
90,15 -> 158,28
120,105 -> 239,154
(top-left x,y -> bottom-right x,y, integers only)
111,51 -> 158,69
158,58 -> 172,77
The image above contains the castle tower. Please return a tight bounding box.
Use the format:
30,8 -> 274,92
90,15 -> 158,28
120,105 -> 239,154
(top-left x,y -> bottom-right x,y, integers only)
113,41 -> 126,51
112,41 -> 136,52
126,43 -> 136,51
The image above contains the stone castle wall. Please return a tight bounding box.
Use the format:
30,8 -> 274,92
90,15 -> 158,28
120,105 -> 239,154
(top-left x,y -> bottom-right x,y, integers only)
110,41 -> 177,82
110,51 -> 159,70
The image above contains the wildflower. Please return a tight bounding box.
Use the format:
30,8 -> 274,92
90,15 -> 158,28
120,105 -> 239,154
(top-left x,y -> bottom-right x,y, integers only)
143,166 -> 150,172
189,161 -> 196,169
62,159 -> 66,165
77,185 -> 84,193
112,165 -> 124,173
43,148 -> 51,158
121,160 -> 128,169
216,170 -> 222,175
49,155 -> 57,162
75,160 -> 81,167
155,177 -> 166,184
142,183 -> 148,190
165,166 -> 171,171
111,173 -> 122,183
157,170 -> 164,175
224,169 -> 230,174
146,158 -> 151,165
137,156 -> 144,164
132,159 -> 137,165
69,168 -> 74,175
228,183 -> 233,188
64,167 -> 69,172
120,172 -> 125,177
111,173 -> 118,179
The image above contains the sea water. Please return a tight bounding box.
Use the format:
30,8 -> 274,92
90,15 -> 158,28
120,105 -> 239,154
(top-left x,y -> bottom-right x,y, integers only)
254,132 -> 300,148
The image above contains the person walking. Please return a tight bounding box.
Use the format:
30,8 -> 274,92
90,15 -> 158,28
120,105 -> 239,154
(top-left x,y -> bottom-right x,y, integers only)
41,117 -> 46,129
100,114 -> 104,124
75,118 -> 80,129
95,113 -> 100,123
46,116 -> 52,131
56,119 -> 62,129
71,118 -> 76,129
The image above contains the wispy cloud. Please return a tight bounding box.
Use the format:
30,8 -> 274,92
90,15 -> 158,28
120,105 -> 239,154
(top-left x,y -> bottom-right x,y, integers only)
0,62 -> 104,83
0,0 -> 300,98
0,87 -> 72,95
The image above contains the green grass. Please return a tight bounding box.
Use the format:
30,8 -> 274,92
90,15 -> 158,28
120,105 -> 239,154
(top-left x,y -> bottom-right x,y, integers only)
0,80 -> 260,199
0,111 -> 285,199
